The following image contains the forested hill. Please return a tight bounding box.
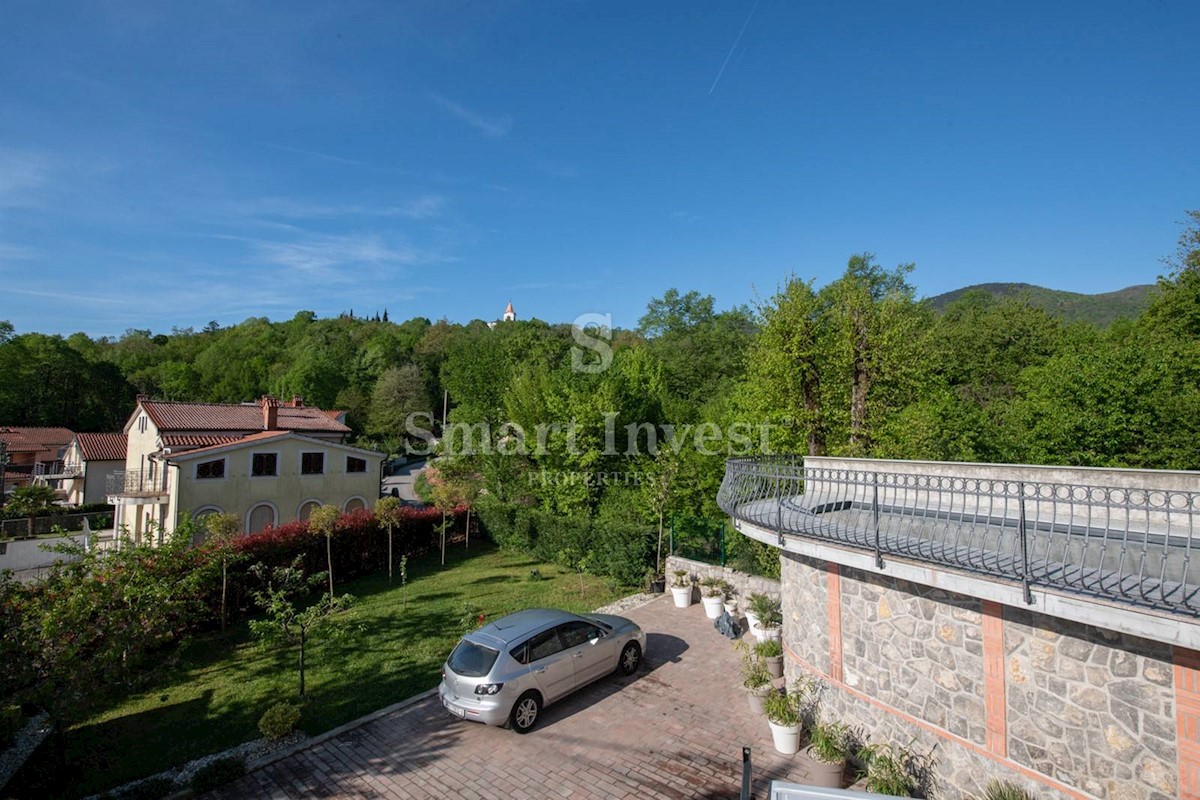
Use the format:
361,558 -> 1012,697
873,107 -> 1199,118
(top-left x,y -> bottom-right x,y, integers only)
926,282 -> 1156,326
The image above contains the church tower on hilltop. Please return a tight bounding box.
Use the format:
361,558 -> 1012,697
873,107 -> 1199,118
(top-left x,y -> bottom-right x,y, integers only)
502,301 -> 516,322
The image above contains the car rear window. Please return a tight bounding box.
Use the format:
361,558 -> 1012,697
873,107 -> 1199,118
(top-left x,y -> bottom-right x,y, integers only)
448,640 -> 500,678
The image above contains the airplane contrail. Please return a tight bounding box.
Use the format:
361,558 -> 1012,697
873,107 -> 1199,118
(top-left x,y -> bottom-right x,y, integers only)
709,0 -> 763,95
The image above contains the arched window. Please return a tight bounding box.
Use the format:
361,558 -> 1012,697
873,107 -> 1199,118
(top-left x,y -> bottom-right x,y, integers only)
297,500 -> 322,522
343,496 -> 366,513
247,503 -> 277,534
190,505 -> 225,546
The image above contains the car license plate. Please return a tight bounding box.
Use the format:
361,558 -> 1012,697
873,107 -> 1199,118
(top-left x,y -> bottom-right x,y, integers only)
444,698 -> 465,718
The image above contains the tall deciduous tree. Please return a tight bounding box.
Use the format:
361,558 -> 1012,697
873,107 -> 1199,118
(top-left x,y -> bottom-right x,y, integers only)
204,512 -> 243,630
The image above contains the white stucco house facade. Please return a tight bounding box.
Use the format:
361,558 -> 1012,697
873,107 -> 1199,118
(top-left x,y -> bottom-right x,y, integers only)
109,395 -> 383,542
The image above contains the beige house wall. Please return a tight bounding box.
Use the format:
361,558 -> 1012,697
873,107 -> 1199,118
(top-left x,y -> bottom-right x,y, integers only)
171,437 -> 381,534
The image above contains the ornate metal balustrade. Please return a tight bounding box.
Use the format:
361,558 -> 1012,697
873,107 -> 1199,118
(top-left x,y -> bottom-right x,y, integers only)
106,469 -> 169,498
717,457 -> 1200,616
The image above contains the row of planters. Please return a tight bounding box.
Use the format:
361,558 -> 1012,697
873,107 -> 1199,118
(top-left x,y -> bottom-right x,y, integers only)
671,570 -> 1038,799
670,570 -> 783,643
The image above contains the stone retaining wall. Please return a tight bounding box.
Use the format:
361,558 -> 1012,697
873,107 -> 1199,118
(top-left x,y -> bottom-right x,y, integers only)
664,555 -> 780,608
780,551 -> 1181,800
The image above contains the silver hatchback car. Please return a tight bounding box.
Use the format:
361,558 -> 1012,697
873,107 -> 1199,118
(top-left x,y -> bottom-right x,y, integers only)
438,608 -> 646,733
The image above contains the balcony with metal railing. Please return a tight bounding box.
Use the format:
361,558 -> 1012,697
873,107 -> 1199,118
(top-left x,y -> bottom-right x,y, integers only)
106,469 -> 170,504
718,456 -> 1200,618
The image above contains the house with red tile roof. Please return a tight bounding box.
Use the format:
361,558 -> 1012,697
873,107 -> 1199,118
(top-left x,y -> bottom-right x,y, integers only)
109,395 -> 382,543
0,426 -> 74,499
59,432 -> 128,505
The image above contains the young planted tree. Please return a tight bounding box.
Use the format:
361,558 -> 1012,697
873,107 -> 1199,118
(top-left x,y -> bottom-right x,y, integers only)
374,496 -> 405,582
307,505 -> 342,597
204,512 -> 243,630
247,558 -> 353,699
6,483 -> 59,537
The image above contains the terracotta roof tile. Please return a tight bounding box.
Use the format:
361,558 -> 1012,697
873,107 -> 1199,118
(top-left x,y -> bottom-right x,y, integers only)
140,400 -> 350,434
160,434 -> 244,448
2,427 -> 75,446
164,430 -> 292,459
76,433 -> 128,462
0,431 -> 44,453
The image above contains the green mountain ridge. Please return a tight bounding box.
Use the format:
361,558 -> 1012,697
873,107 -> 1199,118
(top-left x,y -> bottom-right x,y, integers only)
925,282 -> 1157,326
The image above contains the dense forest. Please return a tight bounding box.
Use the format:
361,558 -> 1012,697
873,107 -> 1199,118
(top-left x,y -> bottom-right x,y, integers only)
2,212 -> 1198,579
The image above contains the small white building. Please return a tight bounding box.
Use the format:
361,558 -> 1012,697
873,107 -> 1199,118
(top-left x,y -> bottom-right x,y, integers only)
60,432 -> 128,505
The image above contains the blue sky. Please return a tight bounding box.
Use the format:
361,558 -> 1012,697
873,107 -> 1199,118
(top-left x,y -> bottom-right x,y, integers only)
1,1 -> 1197,337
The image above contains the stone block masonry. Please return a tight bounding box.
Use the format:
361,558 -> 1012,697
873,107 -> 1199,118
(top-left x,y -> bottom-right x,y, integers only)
781,551 -> 1189,800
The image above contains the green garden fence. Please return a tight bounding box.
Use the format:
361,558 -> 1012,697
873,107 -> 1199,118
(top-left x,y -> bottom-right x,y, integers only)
669,515 -> 728,566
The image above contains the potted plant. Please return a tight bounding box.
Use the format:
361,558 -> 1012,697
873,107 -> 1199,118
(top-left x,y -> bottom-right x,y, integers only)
755,638 -> 784,678
745,592 -> 766,634
806,719 -> 850,788
644,567 -> 665,594
748,593 -> 782,643
670,569 -> 693,608
764,688 -> 804,755
699,576 -> 726,619
857,741 -> 919,797
736,641 -> 773,714
723,582 -> 738,616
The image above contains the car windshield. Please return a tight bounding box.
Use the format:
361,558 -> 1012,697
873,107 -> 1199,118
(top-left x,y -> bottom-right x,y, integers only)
448,639 -> 500,678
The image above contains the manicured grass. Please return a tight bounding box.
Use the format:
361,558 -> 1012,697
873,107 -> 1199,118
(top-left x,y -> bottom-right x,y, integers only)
9,543 -> 629,799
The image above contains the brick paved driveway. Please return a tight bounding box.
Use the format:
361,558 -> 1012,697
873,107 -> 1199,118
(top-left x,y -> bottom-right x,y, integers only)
208,595 -> 838,799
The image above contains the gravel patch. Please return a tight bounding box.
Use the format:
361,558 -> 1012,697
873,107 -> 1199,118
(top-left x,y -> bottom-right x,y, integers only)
0,711 -> 51,793
593,591 -> 659,615
82,731 -> 306,800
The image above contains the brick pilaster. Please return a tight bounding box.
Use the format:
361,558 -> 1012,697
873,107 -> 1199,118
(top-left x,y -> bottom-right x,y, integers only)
1175,647 -> 1200,799
982,600 -> 1007,757
827,562 -> 843,683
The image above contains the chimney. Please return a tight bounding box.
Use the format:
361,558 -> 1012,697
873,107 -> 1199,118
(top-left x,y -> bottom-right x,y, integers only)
287,395 -> 305,408
261,395 -> 279,430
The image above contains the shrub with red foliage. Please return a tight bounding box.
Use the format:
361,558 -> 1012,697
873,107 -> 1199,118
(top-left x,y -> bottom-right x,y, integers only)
219,504 -> 469,620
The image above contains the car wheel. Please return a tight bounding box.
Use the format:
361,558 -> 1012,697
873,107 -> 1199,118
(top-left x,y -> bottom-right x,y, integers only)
618,642 -> 642,675
509,691 -> 541,734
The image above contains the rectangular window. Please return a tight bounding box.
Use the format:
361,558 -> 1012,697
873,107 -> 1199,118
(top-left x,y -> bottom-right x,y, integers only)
301,452 -> 325,475
252,453 -> 277,477
346,456 -> 367,473
196,459 -> 225,480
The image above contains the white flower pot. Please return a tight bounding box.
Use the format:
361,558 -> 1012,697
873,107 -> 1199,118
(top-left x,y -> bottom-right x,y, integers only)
671,586 -> 693,608
745,611 -> 760,635
755,625 -> 782,645
701,595 -> 725,619
768,720 -> 801,755
724,600 -> 737,616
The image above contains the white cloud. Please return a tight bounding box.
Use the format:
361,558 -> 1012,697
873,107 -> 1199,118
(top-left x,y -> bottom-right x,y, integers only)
429,93 -> 513,138
0,148 -> 51,208
240,194 -> 447,221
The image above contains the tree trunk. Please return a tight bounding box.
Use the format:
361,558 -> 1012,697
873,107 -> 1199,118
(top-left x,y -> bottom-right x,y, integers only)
220,559 -> 228,631
466,509 -> 471,550
387,525 -> 393,583
802,375 -> 825,456
849,310 -> 871,453
298,629 -> 306,699
656,510 -> 664,574
440,512 -> 446,566
326,534 -> 334,597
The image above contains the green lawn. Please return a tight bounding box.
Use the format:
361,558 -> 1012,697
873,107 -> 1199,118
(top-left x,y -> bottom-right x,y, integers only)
10,544 -> 629,799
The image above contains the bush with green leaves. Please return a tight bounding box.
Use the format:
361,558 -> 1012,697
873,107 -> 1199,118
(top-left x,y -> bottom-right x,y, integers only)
754,639 -> 782,659
806,719 -> 850,765
258,701 -> 302,741
747,593 -> 782,628
734,641 -> 771,691
857,741 -> 920,796
189,756 -> 246,793
763,689 -> 803,727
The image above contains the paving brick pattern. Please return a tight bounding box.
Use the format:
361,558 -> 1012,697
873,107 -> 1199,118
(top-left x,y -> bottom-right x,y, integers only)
206,596 -> 837,799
